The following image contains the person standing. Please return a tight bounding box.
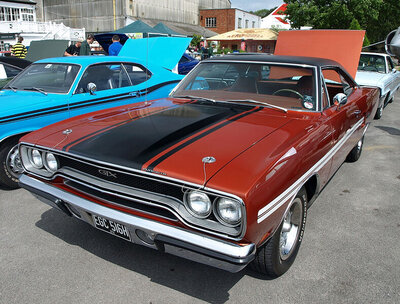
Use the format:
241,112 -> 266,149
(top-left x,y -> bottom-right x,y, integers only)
11,36 -> 27,58
79,34 -> 95,55
64,41 -> 82,56
108,35 -> 123,56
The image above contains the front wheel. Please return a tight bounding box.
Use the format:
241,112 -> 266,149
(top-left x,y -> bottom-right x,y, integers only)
250,187 -> 307,277
374,104 -> 383,119
0,137 -> 23,189
346,136 -> 364,163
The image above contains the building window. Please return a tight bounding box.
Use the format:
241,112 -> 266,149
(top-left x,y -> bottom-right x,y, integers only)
245,20 -> 249,28
21,8 -> 34,21
205,17 -> 216,28
0,7 -> 20,21
252,21 -> 255,28
238,18 -> 242,28
0,7 -> 32,22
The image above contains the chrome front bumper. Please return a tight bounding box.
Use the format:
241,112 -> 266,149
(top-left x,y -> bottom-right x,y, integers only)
20,174 -> 255,273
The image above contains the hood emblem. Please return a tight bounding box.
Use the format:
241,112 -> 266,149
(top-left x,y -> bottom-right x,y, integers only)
62,129 -> 72,135
202,156 -> 216,164
98,169 -> 117,178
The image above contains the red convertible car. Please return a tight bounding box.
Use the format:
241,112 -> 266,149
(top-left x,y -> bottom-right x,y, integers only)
18,54 -> 379,277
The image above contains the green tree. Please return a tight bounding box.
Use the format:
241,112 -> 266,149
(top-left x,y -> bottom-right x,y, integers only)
283,0 -> 399,43
349,18 -> 370,46
191,34 -> 202,47
250,8 -> 277,18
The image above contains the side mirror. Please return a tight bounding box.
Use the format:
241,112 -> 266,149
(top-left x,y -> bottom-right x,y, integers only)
87,82 -> 97,95
333,93 -> 347,109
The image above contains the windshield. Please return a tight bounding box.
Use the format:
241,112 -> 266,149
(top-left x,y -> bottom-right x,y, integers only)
358,54 -> 386,73
5,63 -> 80,94
172,62 -> 318,112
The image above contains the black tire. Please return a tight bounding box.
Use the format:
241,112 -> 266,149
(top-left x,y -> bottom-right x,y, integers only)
250,187 -> 307,278
374,104 -> 383,119
0,137 -> 23,189
346,136 -> 364,163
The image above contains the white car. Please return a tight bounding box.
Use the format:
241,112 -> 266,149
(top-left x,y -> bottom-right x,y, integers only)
355,52 -> 400,119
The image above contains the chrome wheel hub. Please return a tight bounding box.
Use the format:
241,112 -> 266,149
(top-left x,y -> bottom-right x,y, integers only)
280,197 -> 302,260
356,138 -> 363,151
6,144 -> 24,177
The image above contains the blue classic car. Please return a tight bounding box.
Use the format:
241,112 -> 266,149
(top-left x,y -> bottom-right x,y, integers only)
178,53 -> 199,75
0,37 -> 191,189
355,52 -> 400,119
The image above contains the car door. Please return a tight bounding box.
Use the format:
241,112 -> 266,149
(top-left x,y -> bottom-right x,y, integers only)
386,56 -> 400,95
68,62 -> 150,117
321,68 -> 365,175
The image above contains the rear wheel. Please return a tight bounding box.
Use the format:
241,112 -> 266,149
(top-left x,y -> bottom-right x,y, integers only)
250,187 -> 307,277
346,136 -> 364,163
0,137 -> 23,189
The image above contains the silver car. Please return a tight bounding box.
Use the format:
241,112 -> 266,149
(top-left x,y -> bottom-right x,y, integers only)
356,52 -> 400,119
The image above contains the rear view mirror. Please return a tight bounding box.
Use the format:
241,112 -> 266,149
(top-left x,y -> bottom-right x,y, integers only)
87,82 -> 97,95
333,93 -> 347,109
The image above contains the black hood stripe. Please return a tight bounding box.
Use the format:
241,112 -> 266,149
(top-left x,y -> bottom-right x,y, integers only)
62,104 -> 179,152
0,80 -> 179,124
63,98 -> 198,152
66,102 -> 256,170
145,107 -> 262,171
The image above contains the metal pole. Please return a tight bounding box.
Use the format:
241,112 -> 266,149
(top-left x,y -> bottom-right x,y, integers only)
113,0 -> 116,31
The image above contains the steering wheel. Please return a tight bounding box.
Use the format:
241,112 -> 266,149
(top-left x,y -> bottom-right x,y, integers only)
272,89 -> 304,99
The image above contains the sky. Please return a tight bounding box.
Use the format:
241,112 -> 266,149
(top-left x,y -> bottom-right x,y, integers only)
229,0 -> 284,12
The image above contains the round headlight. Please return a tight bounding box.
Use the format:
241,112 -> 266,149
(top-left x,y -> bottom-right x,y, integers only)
215,198 -> 242,226
45,153 -> 58,172
185,191 -> 212,218
30,149 -> 43,168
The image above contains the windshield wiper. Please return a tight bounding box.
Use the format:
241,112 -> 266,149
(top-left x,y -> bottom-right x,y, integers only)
4,85 -> 17,92
174,95 -> 216,103
227,99 -> 288,113
23,87 -> 48,96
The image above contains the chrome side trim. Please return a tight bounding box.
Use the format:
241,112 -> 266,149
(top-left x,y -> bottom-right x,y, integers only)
257,117 -> 365,223
19,174 -> 255,271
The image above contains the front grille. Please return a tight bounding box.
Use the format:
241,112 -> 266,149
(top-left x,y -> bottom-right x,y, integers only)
59,156 -> 188,201
66,180 -> 178,221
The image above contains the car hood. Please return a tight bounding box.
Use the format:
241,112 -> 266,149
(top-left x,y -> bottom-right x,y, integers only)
24,98 -> 294,185
0,90 -> 62,119
355,71 -> 386,88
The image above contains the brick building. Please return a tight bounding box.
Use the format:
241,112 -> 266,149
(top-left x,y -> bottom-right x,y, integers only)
200,8 -> 260,34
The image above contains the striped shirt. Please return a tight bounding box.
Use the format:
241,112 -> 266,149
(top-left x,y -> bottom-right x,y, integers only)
12,43 -> 27,58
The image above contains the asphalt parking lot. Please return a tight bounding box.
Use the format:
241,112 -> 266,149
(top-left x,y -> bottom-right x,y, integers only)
1,95 -> 399,304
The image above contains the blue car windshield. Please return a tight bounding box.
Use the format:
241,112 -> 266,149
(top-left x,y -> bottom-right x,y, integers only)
6,63 -> 80,94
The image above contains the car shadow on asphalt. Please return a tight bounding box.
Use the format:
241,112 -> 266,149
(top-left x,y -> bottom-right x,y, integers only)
35,208 -> 268,303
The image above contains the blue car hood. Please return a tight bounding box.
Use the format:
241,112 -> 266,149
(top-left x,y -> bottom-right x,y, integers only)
118,37 -> 192,71
0,90 -> 63,117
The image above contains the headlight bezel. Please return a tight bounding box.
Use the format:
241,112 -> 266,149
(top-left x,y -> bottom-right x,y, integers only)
214,197 -> 243,227
44,152 -> 59,172
183,190 -> 212,219
29,149 -> 44,169
20,146 -> 59,177
184,189 -> 243,228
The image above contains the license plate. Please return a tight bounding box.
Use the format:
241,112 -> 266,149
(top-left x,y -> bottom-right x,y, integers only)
92,215 -> 131,241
